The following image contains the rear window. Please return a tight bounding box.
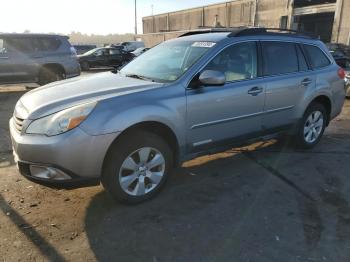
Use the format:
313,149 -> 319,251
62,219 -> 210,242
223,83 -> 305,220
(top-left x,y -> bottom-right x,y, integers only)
262,41 -> 298,76
303,44 -> 331,69
32,37 -> 61,52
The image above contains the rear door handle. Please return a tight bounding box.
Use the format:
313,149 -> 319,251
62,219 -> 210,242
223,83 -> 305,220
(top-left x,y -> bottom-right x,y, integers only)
301,78 -> 312,86
248,86 -> 263,96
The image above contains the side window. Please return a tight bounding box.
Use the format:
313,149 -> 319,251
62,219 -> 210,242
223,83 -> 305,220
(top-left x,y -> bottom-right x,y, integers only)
95,49 -> 104,56
0,38 -> 6,54
204,42 -> 258,82
262,41 -> 298,76
110,49 -> 121,55
6,38 -> 34,53
38,38 -> 61,51
303,44 -> 330,69
296,45 -> 308,71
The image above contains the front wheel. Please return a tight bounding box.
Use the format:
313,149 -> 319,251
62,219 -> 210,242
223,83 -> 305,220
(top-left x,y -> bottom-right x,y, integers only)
102,131 -> 173,204
295,103 -> 327,149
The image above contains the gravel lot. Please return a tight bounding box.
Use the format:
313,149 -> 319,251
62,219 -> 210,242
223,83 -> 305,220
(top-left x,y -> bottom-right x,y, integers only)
0,75 -> 350,261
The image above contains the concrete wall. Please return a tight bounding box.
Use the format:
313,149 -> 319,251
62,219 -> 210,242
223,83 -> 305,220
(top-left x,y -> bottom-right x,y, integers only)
142,0 -> 256,34
141,0 -> 350,47
333,0 -> 350,44
256,0 -> 291,28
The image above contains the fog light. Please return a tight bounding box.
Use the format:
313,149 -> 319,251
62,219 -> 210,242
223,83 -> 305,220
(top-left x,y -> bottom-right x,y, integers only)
29,165 -> 72,180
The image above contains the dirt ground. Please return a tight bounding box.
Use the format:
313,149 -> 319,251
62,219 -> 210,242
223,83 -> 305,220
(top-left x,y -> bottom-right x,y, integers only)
0,76 -> 350,262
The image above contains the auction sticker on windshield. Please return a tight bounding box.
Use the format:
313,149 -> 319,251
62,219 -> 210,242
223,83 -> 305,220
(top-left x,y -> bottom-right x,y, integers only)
192,42 -> 216,48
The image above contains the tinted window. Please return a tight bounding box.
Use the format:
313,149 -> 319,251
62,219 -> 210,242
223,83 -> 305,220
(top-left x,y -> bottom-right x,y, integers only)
110,48 -> 121,55
0,39 -> 6,54
38,37 -> 61,51
262,42 -> 298,76
6,38 -> 34,53
303,44 -> 330,69
204,42 -> 257,82
296,45 -> 308,71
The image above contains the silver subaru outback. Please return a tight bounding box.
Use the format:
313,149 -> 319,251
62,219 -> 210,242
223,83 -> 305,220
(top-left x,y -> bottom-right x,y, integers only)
10,28 -> 346,203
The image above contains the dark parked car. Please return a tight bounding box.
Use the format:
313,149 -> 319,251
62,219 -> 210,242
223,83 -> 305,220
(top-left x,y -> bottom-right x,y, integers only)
327,43 -> 350,69
0,33 -> 80,85
78,47 -> 133,71
73,44 -> 97,55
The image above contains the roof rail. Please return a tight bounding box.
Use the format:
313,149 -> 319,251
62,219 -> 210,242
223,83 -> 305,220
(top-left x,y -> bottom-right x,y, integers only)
178,27 -> 237,37
178,27 -> 318,39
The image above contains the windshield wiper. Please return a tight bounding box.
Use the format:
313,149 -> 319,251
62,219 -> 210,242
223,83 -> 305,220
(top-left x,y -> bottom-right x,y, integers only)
125,74 -> 155,82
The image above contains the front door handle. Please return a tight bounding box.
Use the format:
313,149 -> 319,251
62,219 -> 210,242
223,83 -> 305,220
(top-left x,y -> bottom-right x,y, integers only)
248,86 -> 263,96
301,78 -> 312,87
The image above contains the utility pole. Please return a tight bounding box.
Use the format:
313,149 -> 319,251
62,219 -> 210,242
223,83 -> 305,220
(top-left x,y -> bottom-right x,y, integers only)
134,0 -> 137,35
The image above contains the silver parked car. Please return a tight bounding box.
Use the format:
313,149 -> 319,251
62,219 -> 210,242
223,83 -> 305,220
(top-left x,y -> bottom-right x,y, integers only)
10,28 -> 346,203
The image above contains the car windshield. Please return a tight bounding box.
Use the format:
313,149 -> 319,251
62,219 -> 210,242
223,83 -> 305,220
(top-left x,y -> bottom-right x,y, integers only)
120,40 -> 215,82
83,48 -> 101,56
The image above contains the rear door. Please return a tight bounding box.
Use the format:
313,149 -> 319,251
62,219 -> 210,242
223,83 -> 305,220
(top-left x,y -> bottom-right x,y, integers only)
261,41 -> 314,131
0,37 -> 37,83
0,37 -> 13,83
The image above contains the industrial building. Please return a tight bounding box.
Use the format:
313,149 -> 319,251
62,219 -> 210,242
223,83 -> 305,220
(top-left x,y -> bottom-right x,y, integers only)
141,0 -> 350,47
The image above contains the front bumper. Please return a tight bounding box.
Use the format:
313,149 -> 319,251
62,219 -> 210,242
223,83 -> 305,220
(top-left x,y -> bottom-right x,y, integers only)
9,118 -> 118,186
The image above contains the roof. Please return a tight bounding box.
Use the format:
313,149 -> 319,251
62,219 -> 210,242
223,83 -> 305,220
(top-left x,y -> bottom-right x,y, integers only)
0,33 -> 68,38
178,27 -> 317,40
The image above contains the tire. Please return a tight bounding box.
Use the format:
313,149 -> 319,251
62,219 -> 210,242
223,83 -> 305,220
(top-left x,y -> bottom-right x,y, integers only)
101,131 -> 173,204
295,103 -> 327,149
81,61 -> 90,71
38,67 -> 65,86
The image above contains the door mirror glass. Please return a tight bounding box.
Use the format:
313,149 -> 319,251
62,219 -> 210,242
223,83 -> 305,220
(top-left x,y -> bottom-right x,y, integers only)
199,70 -> 226,86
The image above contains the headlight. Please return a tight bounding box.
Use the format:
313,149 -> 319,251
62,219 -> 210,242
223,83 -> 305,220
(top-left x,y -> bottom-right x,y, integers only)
26,101 -> 97,136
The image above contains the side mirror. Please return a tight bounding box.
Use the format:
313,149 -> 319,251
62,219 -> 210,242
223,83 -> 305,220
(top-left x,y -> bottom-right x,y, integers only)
199,70 -> 226,86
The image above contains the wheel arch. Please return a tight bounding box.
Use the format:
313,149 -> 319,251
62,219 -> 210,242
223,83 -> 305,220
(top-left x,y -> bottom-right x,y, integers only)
40,63 -> 66,75
308,95 -> 332,125
102,121 -> 181,173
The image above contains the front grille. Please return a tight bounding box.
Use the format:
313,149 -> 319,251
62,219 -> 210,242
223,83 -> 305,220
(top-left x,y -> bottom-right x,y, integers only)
13,116 -> 24,132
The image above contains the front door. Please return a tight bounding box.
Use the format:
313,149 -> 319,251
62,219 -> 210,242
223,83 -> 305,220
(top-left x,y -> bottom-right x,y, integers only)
186,41 -> 265,152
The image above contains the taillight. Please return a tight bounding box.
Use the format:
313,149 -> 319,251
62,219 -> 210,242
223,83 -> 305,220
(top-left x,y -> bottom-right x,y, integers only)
338,67 -> 346,79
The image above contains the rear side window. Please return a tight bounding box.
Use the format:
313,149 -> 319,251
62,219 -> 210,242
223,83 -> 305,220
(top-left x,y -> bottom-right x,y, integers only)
262,41 -> 298,76
39,37 -> 61,51
303,44 -> 330,69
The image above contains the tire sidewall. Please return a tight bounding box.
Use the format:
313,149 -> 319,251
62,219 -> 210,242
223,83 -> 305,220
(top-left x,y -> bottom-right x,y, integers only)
297,103 -> 327,149
81,61 -> 90,71
102,131 -> 173,204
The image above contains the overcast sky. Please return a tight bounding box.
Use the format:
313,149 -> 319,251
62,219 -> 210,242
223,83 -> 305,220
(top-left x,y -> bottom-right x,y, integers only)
0,0 -> 222,35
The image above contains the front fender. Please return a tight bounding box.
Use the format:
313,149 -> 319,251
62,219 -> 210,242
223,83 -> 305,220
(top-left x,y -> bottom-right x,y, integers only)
80,91 -> 187,148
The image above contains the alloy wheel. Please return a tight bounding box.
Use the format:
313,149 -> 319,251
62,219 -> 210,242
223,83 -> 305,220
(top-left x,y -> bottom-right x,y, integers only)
118,147 -> 166,196
303,110 -> 324,144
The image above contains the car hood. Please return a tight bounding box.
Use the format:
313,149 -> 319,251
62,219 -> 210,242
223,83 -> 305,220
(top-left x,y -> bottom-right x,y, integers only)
17,72 -> 163,120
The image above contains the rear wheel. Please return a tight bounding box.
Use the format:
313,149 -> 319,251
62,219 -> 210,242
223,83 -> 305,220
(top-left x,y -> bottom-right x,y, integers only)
38,66 -> 65,85
80,61 -> 90,71
102,131 -> 173,204
295,103 -> 327,149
